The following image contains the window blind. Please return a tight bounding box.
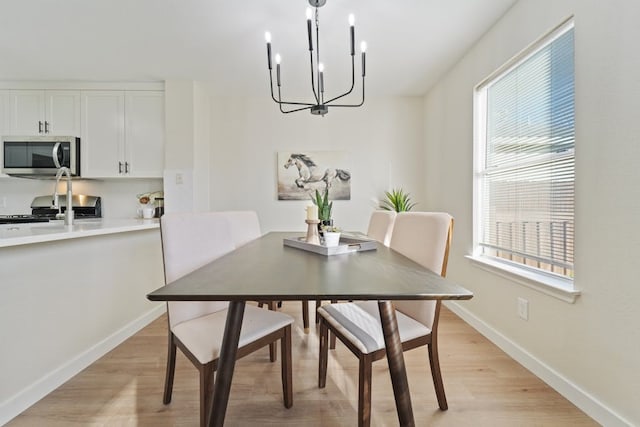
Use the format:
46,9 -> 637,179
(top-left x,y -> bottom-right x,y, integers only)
478,25 -> 575,278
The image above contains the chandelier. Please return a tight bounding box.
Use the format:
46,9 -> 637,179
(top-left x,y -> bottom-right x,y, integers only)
264,0 -> 367,116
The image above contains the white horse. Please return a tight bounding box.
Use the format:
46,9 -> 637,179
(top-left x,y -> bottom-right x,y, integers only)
283,153 -> 351,190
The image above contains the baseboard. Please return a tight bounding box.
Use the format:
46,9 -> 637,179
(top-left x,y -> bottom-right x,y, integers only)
444,301 -> 633,427
0,304 -> 166,426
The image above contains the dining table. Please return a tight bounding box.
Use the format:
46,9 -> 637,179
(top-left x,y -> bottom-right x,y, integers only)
147,231 -> 473,426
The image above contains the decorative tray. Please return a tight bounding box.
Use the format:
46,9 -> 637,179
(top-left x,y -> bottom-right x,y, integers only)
283,234 -> 378,256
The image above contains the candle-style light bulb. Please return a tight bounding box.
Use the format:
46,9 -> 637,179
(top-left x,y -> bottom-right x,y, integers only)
318,62 -> 325,94
265,32 -> 272,70
306,7 -> 313,51
276,54 -> 282,87
360,42 -> 367,77
349,14 -> 355,56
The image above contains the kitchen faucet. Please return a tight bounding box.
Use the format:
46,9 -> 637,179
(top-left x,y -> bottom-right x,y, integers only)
52,167 -> 74,226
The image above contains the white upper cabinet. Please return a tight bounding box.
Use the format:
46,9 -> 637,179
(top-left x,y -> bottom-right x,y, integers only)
81,91 -> 126,178
124,91 -> 165,178
8,90 -> 81,136
81,90 -> 164,178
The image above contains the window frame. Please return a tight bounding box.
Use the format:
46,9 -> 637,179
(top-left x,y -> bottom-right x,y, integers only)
470,17 -> 579,302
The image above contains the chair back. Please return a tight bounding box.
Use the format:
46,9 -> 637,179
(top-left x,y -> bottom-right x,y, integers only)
221,211 -> 262,248
160,212 -> 236,328
389,212 -> 453,328
366,210 -> 396,246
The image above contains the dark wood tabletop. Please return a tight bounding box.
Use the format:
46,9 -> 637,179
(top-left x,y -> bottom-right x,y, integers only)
147,232 -> 473,302
147,231 -> 473,427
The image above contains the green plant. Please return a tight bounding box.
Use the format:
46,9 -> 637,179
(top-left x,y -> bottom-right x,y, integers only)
311,188 -> 333,221
380,188 -> 417,212
321,224 -> 341,233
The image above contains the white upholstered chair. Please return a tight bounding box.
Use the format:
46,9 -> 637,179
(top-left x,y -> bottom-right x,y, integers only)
160,212 -> 294,426
317,212 -> 454,427
308,210 -> 398,328
366,210 -> 397,246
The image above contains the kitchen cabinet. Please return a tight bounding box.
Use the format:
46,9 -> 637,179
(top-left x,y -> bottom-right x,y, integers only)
8,90 -> 81,136
80,91 -> 125,178
81,90 -> 164,178
124,91 -> 165,177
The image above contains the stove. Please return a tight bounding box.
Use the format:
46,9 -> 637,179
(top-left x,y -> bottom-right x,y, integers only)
0,214 -> 50,224
0,195 -> 102,225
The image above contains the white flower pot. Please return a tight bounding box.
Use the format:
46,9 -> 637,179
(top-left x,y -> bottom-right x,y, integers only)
323,232 -> 341,247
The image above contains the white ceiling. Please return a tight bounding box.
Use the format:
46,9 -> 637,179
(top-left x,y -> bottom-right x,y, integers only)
0,0 -> 517,97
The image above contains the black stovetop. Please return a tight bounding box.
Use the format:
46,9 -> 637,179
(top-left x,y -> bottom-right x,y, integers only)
0,215 -> 50,224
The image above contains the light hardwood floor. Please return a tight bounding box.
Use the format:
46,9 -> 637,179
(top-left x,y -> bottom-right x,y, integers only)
8,303 -> 599,426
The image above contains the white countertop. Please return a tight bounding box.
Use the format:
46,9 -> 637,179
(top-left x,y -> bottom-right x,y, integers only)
0,218 -> 160,248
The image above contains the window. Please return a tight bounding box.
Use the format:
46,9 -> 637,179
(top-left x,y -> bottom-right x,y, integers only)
473,20 -> 575,283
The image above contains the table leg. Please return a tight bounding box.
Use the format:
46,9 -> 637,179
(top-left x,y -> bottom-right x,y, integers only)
378,301 -> 415,427
207,301 -> 246,427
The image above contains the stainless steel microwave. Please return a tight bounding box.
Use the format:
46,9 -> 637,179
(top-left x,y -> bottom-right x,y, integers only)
2,135 -> 80,177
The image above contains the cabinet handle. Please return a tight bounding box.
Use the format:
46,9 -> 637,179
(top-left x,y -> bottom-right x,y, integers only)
44,121 -> 50,133
125,162 -> 130,173
118,161 -> 123,174
38,121 -> 43,133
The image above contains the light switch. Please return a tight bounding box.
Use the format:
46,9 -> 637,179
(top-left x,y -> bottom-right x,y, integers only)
175,173 -> 184,185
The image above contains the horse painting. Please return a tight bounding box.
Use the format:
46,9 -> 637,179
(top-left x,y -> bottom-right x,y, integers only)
278,152 -> 351,200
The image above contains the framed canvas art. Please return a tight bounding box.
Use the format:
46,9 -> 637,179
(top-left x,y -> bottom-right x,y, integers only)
278,151 -> 351,200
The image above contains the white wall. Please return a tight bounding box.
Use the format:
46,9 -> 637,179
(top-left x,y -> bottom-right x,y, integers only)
163,80 -> 211,214
423,0 -> 640,425
208,96 -> 425,233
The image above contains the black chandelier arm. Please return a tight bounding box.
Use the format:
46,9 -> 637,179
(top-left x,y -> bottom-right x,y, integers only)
280,104 -> 315,114
277,86 -> 315,113
323,55 -> 356,105
326,77 -> 365,108
315,7 -> 322,104
308,51 -> 319,104
269,70 -> 315,107
268,70 -> 281,104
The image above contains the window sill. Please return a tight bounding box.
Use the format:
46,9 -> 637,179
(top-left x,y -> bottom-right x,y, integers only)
465,255 -> 580,303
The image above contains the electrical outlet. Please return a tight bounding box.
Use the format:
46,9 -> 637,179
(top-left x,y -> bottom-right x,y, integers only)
0,196 -> 6,208
517,297 -> 529,321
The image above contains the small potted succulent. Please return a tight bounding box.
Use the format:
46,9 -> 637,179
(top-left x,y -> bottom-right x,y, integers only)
321,224 -> 342,247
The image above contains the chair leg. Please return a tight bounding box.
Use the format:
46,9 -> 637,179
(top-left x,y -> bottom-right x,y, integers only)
358,355 -> 373,427
428,341 -> 448,410
199,365 -> 214,427
281,325 -> 293,408
318,318 -> 329,388
267,301 -> 277,362
163,332 -> 177,404
302,300 -> 309,330
329,300 -> 337,349
315,299 -> 321,324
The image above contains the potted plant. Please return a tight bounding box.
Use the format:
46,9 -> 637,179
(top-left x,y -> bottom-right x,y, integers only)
321,224 -> 342,247
311,188 -> 333,229
380,188 -> 417,212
